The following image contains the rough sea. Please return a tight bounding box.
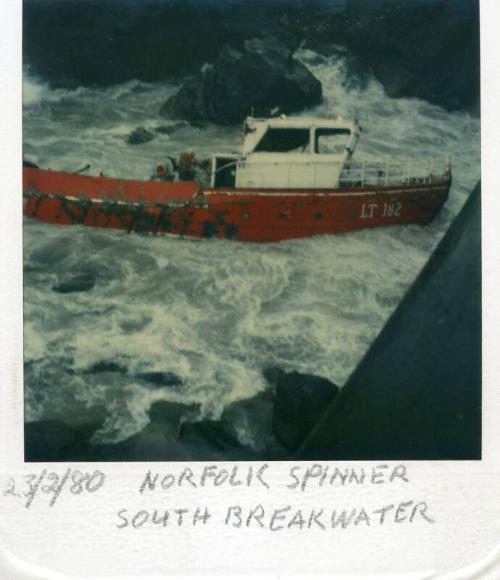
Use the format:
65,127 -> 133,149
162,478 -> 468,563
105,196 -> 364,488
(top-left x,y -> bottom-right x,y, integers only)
23,50 -> 480,446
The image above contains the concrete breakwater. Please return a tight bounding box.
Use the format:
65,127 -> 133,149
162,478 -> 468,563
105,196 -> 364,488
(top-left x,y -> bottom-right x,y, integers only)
299,182 -> 481,460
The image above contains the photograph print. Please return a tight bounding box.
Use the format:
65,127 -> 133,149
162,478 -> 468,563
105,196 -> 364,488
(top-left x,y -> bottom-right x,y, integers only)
22,0 -> 481,462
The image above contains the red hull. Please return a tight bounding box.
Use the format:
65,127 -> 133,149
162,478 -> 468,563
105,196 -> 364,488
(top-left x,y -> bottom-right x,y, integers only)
23,167 -> 451,242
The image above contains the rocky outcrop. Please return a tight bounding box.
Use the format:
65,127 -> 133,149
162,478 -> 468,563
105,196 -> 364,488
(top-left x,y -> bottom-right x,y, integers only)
23,159 -> 39,169
160,37 -> 323,125
350,2 -> 479,112
91,400 -> 201,461
127,126 -> 155,145
25,366 -> 340,461
264,367 -> 339,451
221,388 -> 276,451
23,0 -> 479,114
179,420 -> 244,453
290,0 -> 480,113
177,369 -> 340,457
25,420 -> 102,461
23,0 -> 300,88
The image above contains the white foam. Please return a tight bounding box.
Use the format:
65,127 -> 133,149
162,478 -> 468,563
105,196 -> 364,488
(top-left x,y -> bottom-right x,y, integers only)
23,52 -> 481,444
22,71 -> 50,105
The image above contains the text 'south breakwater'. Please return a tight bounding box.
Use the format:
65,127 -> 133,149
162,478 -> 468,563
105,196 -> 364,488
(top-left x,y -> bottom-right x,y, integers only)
117,501 -> 433,531
2,463 -> 435,531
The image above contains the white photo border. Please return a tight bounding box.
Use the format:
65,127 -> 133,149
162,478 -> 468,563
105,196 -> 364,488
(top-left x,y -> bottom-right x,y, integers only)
1,0 -> 499,578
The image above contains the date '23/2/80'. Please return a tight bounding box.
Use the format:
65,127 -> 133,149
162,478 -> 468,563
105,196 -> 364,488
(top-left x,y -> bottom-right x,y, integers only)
361,202 -> 402,219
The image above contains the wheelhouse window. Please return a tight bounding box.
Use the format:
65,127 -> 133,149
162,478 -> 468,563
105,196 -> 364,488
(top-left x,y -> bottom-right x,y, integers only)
254,128 -> 311,153
314,128 -> 351,154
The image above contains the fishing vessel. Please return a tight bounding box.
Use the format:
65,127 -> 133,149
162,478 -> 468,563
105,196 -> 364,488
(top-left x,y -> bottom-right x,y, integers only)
23,115 -> 451,242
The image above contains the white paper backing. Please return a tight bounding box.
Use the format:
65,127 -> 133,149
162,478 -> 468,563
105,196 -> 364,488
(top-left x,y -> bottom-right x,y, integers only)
0,0 -> 499,578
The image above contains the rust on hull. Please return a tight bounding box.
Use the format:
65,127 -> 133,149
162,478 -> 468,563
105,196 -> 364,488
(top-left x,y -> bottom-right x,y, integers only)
23,168 -> 451,242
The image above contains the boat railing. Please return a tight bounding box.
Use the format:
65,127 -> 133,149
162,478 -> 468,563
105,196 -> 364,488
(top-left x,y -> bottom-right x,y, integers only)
339,157 -> 451,188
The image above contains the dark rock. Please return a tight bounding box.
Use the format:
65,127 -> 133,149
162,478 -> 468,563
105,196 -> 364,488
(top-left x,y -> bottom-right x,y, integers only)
93,430 -> 192,461
264,367 -> 339,451
221,388 -> 276,450
91,400 -> 201,461
127,126 -> 155,145
340,54 -> 372,92
94,417 -> 255,461
25,401 -> 203,462
262,366 -> 283,386
23,158 -> 39,168
179,419 -> 243,452
23,0 -> 300,89
137,371 -> 183,387
52,272 -> 96,293
23,0 -> 479,113
177,388 -> 288,458
148,400 -> 200,433
160,36 -> 323,125
291,0 -> 480,112
85,361 -> 128,374
25,419 -> 101,461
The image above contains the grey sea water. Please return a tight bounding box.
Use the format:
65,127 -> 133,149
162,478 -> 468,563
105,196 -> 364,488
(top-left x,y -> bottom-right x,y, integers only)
23,51 -> 480,445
